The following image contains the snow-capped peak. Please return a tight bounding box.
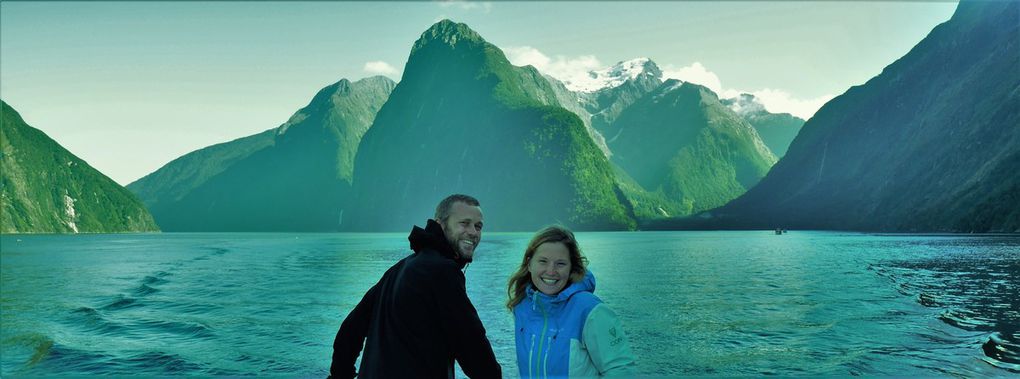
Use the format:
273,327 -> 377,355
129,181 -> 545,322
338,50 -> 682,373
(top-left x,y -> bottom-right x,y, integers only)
561,58 -> 661,93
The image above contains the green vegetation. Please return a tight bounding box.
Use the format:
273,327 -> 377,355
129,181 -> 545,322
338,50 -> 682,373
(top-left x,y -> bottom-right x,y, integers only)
721,94 -> 805,158
349,20 -> 634,231
127,129 -> 276,210
127,76 -> 395,231
1,100 -> 159,233
608,81 -> 776,220
116,7 -> 1017,233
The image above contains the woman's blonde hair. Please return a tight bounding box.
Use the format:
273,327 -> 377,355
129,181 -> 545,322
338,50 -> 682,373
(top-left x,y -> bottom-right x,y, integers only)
506,225 -> 588,311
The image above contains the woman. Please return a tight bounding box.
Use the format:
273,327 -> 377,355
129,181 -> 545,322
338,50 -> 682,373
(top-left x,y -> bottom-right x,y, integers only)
507,225 -> 636,378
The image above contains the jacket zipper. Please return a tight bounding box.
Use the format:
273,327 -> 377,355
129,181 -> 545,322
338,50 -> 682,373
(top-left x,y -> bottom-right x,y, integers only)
543,335 -> 553,379
528,333 -> 535,378
534,294 -> 549,379
537,313 -> 549,378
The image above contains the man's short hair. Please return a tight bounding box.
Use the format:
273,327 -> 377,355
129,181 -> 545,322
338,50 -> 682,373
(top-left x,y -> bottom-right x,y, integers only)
434,194 -> 480,222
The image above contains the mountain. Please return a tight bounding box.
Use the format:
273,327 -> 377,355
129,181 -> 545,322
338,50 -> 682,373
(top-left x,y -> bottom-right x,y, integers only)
707,0 -> 1020,232
127,76 -> 395,231
581,58 -> 665,143
1,100 -> 158,233
126,129 -> 276,216
542,74 -> 612,156
607,80 -> 777,219
542,58 -> 664,157
721,93 -> 805,157
348,20 -> 635,231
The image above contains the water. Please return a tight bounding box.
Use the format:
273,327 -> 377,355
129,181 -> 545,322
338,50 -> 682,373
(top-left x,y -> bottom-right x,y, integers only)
1,231 -> 1017,377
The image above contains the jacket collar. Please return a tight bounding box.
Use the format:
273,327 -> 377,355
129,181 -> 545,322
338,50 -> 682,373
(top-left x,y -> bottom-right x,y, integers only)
408,219 -> 468,269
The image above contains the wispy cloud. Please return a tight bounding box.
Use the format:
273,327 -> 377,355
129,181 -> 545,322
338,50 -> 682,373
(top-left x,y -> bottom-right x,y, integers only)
662,62 -> 723,95
662,63 -> 834,119
744,89 -> 833,120
363,61 -> 398,77
503,46 -> 602,89
505,46 -> 831,119
436,0 -> 493,13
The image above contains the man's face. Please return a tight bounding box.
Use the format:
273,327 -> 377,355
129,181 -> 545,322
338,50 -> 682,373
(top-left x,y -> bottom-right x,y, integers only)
438,201 -> 483,261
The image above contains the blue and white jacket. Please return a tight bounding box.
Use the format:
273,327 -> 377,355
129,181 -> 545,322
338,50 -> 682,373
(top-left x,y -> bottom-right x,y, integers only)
513,271 -> 636,378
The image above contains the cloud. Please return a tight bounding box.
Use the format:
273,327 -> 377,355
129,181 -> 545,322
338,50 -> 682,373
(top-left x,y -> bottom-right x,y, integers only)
363,61 -> 398,77
663,62 -> 831,119
743,89 -> 834,120
436,0 -> 492,13
662,62 -> 724,95
503,46 -> 602,88
504,45 -> 831,118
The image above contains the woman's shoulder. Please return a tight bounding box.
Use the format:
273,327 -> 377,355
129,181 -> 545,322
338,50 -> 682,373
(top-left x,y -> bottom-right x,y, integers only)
566,291 -> 603,313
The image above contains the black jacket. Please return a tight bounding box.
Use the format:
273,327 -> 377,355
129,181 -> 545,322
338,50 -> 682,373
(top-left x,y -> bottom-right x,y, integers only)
330,219 -> 501,378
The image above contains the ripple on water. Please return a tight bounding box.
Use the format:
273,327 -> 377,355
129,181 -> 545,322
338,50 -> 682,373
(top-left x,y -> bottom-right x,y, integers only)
155,300 -> 222,314
938,308 -> 999,331
120,351 -> 206,373
32,342 -> 117,373
4,232 -> 1017,376
982,332 -> 1020,372
874,236 -> 1020,374
141,275 -> 169,286
917,292 -> 941,307
132,284 -> 160,296
69,307 -> 127,335
41,345 -> 208,374
132,319 -> 214,339
99,295 -> 141,311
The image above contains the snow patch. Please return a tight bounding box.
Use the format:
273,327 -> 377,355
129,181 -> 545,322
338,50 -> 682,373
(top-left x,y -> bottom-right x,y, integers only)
503,45 -> 830,118
566,58 -> 656,93
64,194 -> 79,233
502,47 -> 657,93
653,80 -> 687,101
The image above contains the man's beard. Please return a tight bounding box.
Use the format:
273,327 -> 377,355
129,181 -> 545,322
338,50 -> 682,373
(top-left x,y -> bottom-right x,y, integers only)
445,234 -> 475,262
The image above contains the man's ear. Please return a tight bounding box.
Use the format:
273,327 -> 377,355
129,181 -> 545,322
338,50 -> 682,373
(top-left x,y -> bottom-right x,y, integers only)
435,218 -> 445,230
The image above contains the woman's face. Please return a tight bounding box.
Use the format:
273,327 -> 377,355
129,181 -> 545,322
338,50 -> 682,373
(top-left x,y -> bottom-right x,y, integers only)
528,242 -> 572,296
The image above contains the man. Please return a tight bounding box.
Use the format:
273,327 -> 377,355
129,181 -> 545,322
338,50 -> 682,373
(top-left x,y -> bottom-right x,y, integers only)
330,194 -> 501,378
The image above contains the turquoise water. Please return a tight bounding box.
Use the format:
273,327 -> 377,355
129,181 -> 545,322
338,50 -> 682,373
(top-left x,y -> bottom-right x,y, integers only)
1,231 -> 1017,376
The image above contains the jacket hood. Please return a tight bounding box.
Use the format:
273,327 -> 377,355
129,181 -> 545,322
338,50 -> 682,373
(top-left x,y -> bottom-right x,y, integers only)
408,219 -> 468,268
526,270 -> 596,304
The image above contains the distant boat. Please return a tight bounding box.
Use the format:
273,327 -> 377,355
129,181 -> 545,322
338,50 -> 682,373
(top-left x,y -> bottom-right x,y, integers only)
775,228 -> 783,235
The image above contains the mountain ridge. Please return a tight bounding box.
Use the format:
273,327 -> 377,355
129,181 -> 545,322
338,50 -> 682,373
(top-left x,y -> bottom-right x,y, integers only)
128,76 -> 395,231
348,19 -> 635,232
2,100 -> 159,233
703,0 -> 1020,232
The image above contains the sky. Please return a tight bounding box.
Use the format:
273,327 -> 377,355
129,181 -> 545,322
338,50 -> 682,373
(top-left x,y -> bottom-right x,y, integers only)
0,1 -> 959,185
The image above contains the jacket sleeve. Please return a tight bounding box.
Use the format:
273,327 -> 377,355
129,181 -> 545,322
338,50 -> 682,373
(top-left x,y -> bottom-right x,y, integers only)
330,282 -> 380,379
436,268 -> 502,378
581,303 -> 637,377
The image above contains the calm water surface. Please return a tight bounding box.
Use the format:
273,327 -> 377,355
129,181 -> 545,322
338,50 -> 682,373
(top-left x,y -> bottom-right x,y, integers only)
1,231 -> 1017,376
